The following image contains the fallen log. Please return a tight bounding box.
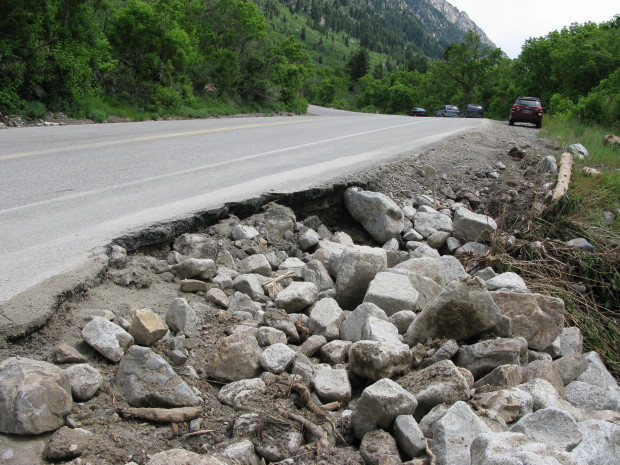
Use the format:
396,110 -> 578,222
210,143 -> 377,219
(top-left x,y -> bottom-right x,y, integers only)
116,406 -> 203,423
549,152 -> 573,205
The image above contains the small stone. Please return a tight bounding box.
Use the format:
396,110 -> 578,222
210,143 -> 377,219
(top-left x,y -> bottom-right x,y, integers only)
129,308 -> 168,346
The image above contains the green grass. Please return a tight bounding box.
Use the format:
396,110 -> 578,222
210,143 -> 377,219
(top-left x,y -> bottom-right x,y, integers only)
501,116 -> 620,378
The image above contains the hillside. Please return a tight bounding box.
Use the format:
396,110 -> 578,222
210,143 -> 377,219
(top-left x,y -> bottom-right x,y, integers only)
254,0 -> 496,67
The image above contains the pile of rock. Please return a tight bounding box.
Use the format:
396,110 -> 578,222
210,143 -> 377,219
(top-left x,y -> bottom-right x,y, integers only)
1,187 -> 618,465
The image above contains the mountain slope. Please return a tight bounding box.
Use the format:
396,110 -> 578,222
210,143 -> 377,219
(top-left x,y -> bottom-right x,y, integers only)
255,0 -> 496,66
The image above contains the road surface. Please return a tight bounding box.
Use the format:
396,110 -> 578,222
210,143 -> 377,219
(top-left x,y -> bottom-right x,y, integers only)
0,106 -> 485,309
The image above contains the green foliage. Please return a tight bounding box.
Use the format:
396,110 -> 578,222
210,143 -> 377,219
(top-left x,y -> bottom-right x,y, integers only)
346,48 -> 370,81
18,101 -> 48,120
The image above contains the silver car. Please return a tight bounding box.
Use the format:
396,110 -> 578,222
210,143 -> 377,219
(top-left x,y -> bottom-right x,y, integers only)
436,105 -> 459,117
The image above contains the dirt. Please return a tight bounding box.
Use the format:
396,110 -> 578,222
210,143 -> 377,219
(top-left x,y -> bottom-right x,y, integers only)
0,119 -> 562,464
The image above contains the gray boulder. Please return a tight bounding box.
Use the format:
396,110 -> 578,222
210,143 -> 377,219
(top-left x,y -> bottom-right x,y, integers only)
335,245 -> 387,309
351,378 -> 418,440
275,281 -> 319,313
218,378 -> 267,408
348,340 -> 412,381
565,380 -> 620,411
344,187 -> 404,243
301,259 -> 335,292
340,302 -> 388,342
204,332 -> 263,382
170,258 -> 216,280
259,343 -> 296,374
492,292 -> 565,351
312,366 -> 351,403
237,254 -> 272,276
361,317 -> 401,344
485,272 -> 529,292
359,429 -> 400,465
452,207 -> 497,242
406,278 -> 509,346
233,274 -> 267,300
116,345 -> 200,407
509,407 -> 582,451
82,316 -> 134,362
394,415 -> 426,459
572,419 -> 620,465
413,210 -> 453,238
308,298 -> 344,341
232,224 -> 260,240
0,357 -> 73,435
65,363 -> 103,401
432,401 -> 491,465
165,298 -> 198,337
471,432 -> 585,465
363,271 -> 419,316
320,340 -> 352,365
455,337 -> 529,379
396,360 -> 471,419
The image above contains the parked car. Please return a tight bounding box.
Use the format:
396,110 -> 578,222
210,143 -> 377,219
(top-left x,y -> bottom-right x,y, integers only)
460,104 -> 484,118
509,97 -> 543,128
407,107 -> 428,117
436,105 -> 459,117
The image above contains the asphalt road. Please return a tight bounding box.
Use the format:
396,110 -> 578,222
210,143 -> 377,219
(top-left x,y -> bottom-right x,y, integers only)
0,106 -> 485,306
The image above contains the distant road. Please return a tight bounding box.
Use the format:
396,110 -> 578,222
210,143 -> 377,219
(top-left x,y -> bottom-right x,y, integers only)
0,105 -> 485,304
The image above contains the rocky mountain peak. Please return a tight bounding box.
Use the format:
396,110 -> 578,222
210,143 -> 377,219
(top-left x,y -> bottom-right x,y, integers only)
425,0 -> 496,48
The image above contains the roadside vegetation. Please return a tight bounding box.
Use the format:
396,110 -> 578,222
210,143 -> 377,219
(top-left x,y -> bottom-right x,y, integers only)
481,117 -> 620,377
1,1 -> 618,128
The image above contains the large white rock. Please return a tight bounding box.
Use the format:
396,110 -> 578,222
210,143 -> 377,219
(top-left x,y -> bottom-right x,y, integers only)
344,187 -> 404,243
509,407 -> 582,451
572,419 -> 620,465
361,317 -> 401,344
165,298 -> 198,337
335,245 -> 387,309
340,302 -> 388,342
471,432 -> 585,465
308,298 -> 344,341
65,363 -> 103,401
432,401 -> 491,465
81,316 -> 134,362
117,345 -> 201,407
363,271 -> 419,316
406,278 -> 509,346
351,378 -> 418,440
452,207 -> 497,242
275,282 -> 319,313
312,366 -> 351,403
259,343 -> 296,374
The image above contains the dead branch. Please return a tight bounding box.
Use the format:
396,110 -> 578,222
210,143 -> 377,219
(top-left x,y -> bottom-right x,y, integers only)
262,269 -> 296,298
268,375 -> 347,444
116,406 -> 203,423
183,429 -> 215,438
425,438 -> 438,465
287,412 -> 329,447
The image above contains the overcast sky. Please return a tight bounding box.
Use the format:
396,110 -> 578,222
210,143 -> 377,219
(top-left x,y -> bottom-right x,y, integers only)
447,0 -> 619,59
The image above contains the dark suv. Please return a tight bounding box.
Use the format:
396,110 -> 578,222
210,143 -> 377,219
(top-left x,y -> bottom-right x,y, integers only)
460,104 -> 484,118
509,97 -> 543,128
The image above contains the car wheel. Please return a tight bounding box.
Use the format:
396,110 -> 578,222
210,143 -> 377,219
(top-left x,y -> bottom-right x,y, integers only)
509,119 -> 514,126
536,122 -> 542,129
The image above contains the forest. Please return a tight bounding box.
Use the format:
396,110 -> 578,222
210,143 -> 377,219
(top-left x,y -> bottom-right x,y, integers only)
0,0 -> 618,128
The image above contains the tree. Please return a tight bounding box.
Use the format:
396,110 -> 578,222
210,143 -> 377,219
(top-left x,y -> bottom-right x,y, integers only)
440,30 -> 502,105
346,47 -> 370,81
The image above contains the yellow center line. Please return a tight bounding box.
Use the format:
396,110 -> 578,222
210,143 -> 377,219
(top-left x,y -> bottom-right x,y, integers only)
0,117 -> 347,161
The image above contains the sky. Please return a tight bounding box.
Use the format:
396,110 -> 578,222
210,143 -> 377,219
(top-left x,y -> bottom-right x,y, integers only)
446,0 -> 619,59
